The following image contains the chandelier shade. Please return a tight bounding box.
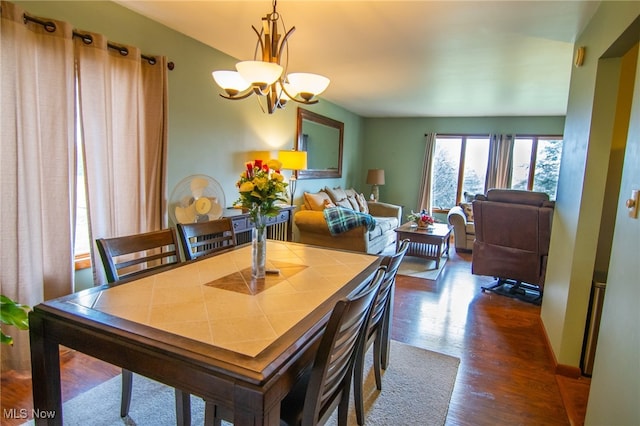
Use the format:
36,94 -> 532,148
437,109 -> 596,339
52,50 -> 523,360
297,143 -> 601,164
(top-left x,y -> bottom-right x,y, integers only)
211,0 -> 329,114
236,61 -> 283,89
288,73 -> 330,101
211,71 -> 250,96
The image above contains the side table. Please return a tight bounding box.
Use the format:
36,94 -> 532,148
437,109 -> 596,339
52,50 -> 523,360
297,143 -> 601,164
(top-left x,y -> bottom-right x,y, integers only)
394,222 -> 452,268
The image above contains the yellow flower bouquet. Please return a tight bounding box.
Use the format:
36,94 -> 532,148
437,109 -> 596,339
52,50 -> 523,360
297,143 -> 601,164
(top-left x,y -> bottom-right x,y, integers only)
235,159 -> 288,223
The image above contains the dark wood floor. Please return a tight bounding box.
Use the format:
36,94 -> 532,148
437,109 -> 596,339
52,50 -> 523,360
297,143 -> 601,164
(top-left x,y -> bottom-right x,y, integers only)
1,251 -> 589,425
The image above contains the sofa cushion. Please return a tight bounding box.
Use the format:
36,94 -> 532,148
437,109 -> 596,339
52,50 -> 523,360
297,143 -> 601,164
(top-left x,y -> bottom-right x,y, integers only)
460,202 -> 474,222
343,188 -> 363,210
324,186 -> 354,209
465,223 -> 475,235
356,193 -> 369,214
304,191 -> 333,211
463,191 -> 475,202
367,216 -> 398,240
324,199 -> 336,209
325,186 -> 348,203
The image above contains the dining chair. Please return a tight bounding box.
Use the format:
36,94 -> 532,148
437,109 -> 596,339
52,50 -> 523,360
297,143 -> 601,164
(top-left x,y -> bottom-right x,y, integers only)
279,265 -> 386,426
95,228 -> 189,424
176,217 -> 236,261
354,239 -> 410,426
96,228 -> 180,282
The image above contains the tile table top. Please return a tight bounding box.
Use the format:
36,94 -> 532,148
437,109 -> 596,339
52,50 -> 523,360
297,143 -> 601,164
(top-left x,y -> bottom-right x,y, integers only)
76,241 -> 377,357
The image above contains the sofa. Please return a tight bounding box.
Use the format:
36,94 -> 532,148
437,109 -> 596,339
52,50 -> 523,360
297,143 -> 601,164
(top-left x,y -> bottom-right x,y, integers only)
447,203 -> 475,252
294,187 -> 402,254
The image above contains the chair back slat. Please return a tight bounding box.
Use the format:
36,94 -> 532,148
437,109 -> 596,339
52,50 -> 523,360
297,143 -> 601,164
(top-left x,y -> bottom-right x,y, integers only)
302,266 -> 385,425
368,239 -> 410,333
96,229 -> 180,283
176,218 -> 236,261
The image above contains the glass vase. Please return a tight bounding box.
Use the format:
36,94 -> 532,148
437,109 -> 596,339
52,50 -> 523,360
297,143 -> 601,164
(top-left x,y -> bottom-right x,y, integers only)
252,214 -> 267,279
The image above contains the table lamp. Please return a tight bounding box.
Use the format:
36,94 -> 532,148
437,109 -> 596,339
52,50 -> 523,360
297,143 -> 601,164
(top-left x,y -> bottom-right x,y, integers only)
279,150 -> 308,205
366,169 -> 385,202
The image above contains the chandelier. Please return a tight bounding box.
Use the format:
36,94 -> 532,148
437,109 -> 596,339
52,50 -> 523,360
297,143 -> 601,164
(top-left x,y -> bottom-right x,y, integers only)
212,0 -> 330,114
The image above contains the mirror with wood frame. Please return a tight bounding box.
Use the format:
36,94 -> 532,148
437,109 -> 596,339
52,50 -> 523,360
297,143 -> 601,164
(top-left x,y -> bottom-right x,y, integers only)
295,108 -> 344,179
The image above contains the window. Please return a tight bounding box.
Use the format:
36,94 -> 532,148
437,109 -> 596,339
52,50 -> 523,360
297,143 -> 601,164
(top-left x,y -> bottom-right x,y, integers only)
74,102 -> 91,270
511,136 -> 563,200
432,135 -> 490,210
431,134 -> 563,212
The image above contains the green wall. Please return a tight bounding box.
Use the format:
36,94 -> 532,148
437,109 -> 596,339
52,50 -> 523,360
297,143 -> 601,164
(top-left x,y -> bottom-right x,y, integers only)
361,116 -> 565,218
16,1 -> 364,290
535,1 -> 639,423
16,1 -> 364,205
14,1 -> 640,421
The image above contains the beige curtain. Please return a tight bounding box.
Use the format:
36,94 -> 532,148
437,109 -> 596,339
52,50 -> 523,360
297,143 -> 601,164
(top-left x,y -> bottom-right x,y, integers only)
0,2 -> 75,372
485,133 -> 514,191
75,33 -> 168,285
417,133 -> 437,214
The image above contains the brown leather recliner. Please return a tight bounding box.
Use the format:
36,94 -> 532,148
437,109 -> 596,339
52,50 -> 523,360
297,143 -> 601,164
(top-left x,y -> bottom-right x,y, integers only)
471,189 -> 554,301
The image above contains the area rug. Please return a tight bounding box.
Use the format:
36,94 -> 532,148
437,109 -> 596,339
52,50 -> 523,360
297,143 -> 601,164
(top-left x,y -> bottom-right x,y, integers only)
397,255 -> 448,280
23,341 -> 459,426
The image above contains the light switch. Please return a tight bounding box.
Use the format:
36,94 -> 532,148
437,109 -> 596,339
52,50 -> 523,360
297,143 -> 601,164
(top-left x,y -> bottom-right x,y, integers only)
626,189 -> 639,219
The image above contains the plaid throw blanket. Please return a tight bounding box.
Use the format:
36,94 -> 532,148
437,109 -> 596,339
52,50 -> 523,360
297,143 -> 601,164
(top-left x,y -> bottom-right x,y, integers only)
323,206 -> 376,235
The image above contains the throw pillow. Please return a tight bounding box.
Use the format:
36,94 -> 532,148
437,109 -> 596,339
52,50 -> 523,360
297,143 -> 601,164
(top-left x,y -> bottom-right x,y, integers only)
463,191 -> 475,202
304,191 -> 333,211
460,202 -> 474,222
344,188 -> 358,198
324,186 -> 348,203
323,199 -> 336,209
344,188 -> 360,210
356,193 -> 369,214
335,198 -> 353,209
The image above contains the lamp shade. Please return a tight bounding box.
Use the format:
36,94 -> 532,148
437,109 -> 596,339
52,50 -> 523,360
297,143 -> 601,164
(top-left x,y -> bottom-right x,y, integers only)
211,71 -> 250,94
287,73 -> 330,100
279,150 -> 308,170
366,169 -> 385,185
236,61 -> 283,86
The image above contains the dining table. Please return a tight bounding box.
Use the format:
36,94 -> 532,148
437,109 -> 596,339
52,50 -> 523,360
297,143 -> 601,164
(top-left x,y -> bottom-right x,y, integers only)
29,240 -> 381,425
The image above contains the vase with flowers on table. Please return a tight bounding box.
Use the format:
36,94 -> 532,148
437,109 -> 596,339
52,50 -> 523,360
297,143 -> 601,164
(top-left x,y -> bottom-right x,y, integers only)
236,159 -> 289,279
408,209 -> 435,230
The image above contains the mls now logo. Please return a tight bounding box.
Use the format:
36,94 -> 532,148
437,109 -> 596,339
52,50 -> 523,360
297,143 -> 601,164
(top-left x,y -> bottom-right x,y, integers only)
3,408 -> 56,419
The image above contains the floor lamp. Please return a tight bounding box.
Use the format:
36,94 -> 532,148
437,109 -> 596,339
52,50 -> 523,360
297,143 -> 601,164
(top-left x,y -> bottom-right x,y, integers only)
279,150 -> 308,206
366,169 -> 385,202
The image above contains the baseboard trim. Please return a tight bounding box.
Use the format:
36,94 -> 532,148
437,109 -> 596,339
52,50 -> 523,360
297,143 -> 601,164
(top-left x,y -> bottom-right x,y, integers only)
538,317 -> 589,425
537,316 -> 582,378
556,363 -> 583,379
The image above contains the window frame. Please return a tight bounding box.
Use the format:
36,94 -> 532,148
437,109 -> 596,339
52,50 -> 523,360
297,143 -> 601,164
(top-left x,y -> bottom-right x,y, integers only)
432,134 -> 490,213
431,133 -> 563,214
513,134 -> 562,193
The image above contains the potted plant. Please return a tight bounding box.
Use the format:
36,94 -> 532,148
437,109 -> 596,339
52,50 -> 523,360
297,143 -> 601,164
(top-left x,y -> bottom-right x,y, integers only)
408,209 -> 435,229
1,295 -> 30,345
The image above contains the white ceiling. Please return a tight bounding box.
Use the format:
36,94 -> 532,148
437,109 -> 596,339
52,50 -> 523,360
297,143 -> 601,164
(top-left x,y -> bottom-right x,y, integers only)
116,1 -> 601,117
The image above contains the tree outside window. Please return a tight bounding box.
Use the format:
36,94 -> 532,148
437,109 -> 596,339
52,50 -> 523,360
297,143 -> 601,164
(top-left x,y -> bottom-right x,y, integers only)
431,134 -> 562,212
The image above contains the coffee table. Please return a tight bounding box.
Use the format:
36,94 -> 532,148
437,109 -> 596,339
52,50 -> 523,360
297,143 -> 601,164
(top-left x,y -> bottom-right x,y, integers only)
394,222 -> 452,268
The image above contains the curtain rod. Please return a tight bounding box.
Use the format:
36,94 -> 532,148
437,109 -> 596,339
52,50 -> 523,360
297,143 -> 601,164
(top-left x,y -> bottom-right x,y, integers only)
22,14 -> 175,70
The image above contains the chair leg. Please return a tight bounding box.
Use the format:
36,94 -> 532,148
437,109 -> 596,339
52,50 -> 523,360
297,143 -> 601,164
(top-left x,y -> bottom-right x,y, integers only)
372,332 -> 383,391
353,343 -> 366,426
380,305 -> 392,370
120,369 -> 133,417
337,386 -> 351,426
175,389 -> 191,426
